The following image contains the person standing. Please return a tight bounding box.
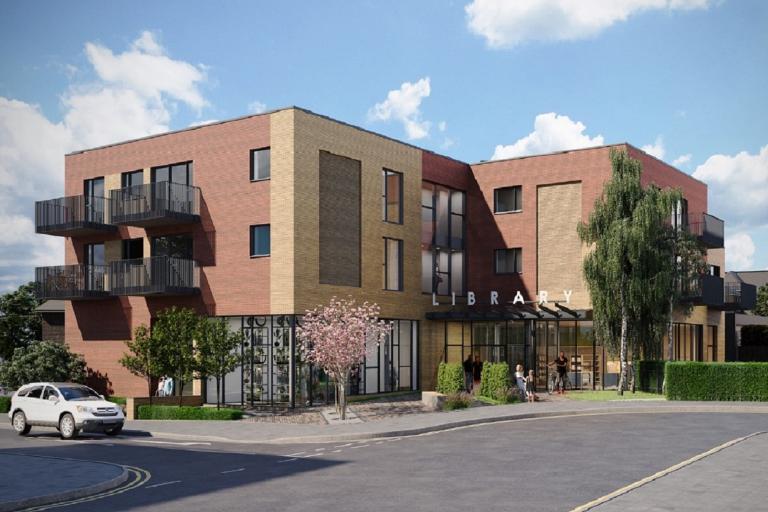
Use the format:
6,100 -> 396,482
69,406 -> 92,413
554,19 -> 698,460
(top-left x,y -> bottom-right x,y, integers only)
462,354 -> 474,393
156,376 -> 165,397
472,354 -> 484,392
554,351 -> 568,394
514,364 -> 526,402
525,370 -> 536,402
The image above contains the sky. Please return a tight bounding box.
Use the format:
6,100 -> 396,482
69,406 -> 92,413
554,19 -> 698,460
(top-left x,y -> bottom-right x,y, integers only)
0,0 -> 766,292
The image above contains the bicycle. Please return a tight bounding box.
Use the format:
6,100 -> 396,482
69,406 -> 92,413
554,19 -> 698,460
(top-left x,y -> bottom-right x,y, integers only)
547,370 -> 572,394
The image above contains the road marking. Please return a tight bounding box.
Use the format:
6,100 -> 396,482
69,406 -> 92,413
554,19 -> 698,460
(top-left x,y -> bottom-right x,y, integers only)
350,444 -> 369,449
145,480 -> 181,489
285,451 -> 305,457
375,441 -> 384,445
570,431 -> 767,512
277,458 -> 298,463
314,447 -> 325,451
331,449 -> 342,453
132,439 -> 211,447
220,467 -> 245,474
301,453 -> 322,458
334,443 -> 353,448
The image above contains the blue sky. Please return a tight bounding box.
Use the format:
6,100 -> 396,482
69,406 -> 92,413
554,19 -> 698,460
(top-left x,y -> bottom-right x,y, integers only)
1,0 -> 766,291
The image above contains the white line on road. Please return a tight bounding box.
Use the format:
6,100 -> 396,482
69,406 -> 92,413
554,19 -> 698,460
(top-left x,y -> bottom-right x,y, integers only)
132,440 -> 212,447
302,453 -> 323,458
285,451 -> 305,457
350,444 -> 369,449
220,468 -> 245,474
331,449 -> 342,453
334,443 -> 353,448
145,480 -> 181,489
277,458 -> 298,463
314,448 -> 325,451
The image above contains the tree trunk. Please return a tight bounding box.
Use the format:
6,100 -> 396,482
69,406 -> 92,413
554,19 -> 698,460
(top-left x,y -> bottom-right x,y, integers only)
664,297 -> 675,394
618,292 -> 629,396
338,381 -> 347,421
216,376 -> 221,410
178,377 -> 184,407
148,376 -> 153,407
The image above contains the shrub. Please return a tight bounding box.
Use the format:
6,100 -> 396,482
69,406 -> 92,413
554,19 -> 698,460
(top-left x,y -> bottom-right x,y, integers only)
0,341 -> 86,389
637,360 -> 666,393
665,362 -> 768,401
107,396 -> 127,406
137,405 -> 244,420
479,362 -> 511,400
437,362 -> 465,394
443,392 -> 471,410
0,396 -> 10,413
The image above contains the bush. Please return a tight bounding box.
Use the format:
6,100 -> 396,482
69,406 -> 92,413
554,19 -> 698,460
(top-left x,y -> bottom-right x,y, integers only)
137,405 -> 244,420
0,396 -> 10,413
741,325 -> 768,347
637,361 -> 666,393
437,362 -> 465,394
665,362 -> 768,401
0,341 -> 86,389
443,392 -> 471,410
479,362 -> 511,401
107,396 -> 127,406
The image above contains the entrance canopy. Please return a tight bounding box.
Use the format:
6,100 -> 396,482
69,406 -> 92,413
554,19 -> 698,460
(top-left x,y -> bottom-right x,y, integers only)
426,303 -> 590,322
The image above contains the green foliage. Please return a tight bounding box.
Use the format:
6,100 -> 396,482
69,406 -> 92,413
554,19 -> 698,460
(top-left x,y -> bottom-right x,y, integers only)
637,360 -> 666,393
119,324 -> 159,397
741,325 -> 768,346
442,392 -> 471,410
479,362 -> 511,401
151,307 -> 200,398
0,340 -> 86,389
137,405 -> 243,420
755,284 -> 768,316
436,362 -> 465,394
665,362 -> 768,401
0,396 -> 10,413
107,396 -> 127,406
0,283 -> 41,360
196,318 -> 243,407
475,392 -> 520,405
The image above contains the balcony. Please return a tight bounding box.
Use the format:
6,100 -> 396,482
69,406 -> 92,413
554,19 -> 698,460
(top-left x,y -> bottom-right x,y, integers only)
109,256 -> 200,296
680,274 -> 724,308
724,282 -> 757,311
110,182 -> 201,227
35,265 -> 109,300
35,195 -> 117,237
688,213 -> 724,248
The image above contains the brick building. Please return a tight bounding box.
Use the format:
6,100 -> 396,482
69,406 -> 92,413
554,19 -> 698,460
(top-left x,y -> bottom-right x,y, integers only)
33,107 -> 734,403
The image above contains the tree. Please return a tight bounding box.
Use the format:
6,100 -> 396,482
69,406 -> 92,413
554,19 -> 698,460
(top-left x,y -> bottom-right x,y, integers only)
297,297 -> 391,420
579,149 -> 693,395
152,307 -> 200,406
755,284 -> 768,317
119,325 -> 159,403
196,318 -> 243,409
0,283 -> 42,361
0,340 -> 86,389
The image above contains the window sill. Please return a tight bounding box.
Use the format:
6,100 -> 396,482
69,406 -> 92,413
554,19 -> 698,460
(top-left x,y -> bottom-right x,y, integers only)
250,254 -> 270,258
250,177 -> 271,183
383,288 -> 404,292
494,271 -> 523,275
494,210 -> 522,215
382,220 -> 404,225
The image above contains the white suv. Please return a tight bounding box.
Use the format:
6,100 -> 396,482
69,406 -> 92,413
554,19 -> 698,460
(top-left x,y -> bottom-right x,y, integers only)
8,382 -> 124,439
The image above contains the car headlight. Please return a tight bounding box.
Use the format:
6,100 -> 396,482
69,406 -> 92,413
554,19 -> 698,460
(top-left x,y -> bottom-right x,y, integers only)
76,405 -> 91,413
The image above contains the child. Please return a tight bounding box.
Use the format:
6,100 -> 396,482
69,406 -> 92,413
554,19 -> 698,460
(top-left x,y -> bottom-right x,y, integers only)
525,370 -> 536,403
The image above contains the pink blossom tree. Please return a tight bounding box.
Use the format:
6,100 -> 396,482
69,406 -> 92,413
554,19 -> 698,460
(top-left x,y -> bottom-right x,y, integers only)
297,297 -> 391,420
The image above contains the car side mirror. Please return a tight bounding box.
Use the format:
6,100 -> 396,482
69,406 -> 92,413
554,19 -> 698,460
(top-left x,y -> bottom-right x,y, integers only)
99,394 -> 105,400
48,395 -> 59,403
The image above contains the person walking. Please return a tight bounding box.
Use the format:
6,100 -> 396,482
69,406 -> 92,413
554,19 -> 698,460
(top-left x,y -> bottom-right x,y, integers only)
462,354 -> 474,393
553,351 -> 568,394
472,354 -> 484,392
514,364 -> 526,402
156,376 -> 165,397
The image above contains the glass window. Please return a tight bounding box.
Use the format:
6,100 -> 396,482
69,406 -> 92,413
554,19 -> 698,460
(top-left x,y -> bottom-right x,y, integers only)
494,186 -> 522,213
85,243 -> 105,266
84,177 -> 104,198
421,182 -> 466,296
383,238 -> 403,291
421,249 -> 433,293
122,238 -> 144,260
435,187 -> 450,246
121,170 -> 144,189
26,386 -> 43,399
42,386 -> 59,400
382,169 -> 403,223
495,248 -> 522,274
152,162 -> 193,185
250,225 -> 270,257
251,148 -> 271,181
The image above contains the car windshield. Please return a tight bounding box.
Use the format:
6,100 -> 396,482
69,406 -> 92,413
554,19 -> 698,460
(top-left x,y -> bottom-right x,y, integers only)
58,386 -> 101,401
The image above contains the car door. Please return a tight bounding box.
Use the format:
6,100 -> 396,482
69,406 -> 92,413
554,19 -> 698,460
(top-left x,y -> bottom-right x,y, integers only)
21,385 -> 45,423
40,386 -> 63,426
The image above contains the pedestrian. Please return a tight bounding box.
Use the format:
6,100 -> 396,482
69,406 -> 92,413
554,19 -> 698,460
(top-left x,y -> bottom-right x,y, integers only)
514,364 -> 526,402
163,376 -> 174,397
472,353 -> 483,392
553,351 -> 568,394
156,376 -> 165,397
525,370 -> 536,402
463,354 -> 474,393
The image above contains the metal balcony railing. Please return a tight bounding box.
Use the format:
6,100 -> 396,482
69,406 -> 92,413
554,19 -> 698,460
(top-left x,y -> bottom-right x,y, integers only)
35,264 -> 109,300
35,195 -> 117,237
110,182 -> 201,227
680,274 -> 724,308
724,282 -> 757,311
688,213 -> 724,248
109,256 -> 200,296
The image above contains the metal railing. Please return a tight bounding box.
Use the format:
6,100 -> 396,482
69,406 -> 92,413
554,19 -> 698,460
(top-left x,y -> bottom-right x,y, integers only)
110,182 -> 200,224
688,212 -> 724,248
725,282 -> 757,310
35,264 -> 108,299
35,195 -> 112,234
680,274 -> 724,307
109,256 -> 200,295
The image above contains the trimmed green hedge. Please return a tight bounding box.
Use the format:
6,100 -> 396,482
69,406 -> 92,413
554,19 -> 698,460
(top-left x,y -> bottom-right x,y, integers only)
479,362 -> 511,401
137,405 -> 244,420
437,362 -> 465,394
637,361 -> 666,393
0,396 -> 10,413
107,396 -> 127,406
665,362 -> 768,401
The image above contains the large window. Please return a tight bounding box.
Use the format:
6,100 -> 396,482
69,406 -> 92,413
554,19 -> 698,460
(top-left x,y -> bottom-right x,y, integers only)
250,225 -> 270,257
383,238 -> 403,291
495,248 -> 522,274
494,186 -> 522,213
152,162 -> 193,185
250,147 -> 271,181
382,169 -> 403,223
121,170 -> 144,188
421,182 -> 465,295
122,238 -> 144,259
84,243 -> 105,266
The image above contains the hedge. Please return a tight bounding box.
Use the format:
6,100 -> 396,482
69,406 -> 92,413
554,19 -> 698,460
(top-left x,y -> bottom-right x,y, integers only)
0,396 -> 10,413
479,362 -> 511,401
665,362 -> 768,401
637,361 -> 666,393
437,362 -> 465,394
137,405 -> 244,420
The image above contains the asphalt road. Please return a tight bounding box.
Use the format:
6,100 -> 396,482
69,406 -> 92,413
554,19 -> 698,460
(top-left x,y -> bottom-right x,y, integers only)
1,412 -> 766,512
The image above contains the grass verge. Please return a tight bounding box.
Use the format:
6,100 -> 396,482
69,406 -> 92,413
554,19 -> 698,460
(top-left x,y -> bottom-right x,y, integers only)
564,390 -> 665,401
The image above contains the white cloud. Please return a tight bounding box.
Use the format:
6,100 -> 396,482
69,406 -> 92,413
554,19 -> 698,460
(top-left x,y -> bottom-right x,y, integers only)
491,112 -> 604,160
692,145 -> 768,231
0,31 -> 209,291
368,77 -> 432,140
641,136 -> 665,160
189,119 -> 219,127
465,0 -> 712,49
248,101 -> 267,114
438,121 -> 447,132
725,232 -> 756,270
672,153 -> 692,166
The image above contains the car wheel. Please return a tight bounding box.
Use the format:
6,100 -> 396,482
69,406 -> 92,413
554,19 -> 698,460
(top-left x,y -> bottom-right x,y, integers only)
59,413 -> 79,440
12,411 -> 31,436
105,425 -> 123,436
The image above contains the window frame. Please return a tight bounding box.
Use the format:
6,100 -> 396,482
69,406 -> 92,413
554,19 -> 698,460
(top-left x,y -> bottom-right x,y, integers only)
382,169 -> 403,224
421,181 -> 466,296
121,170 -> 144,189
250,147 -> 271,182
383,237 -> 404,291
493,186 -> 523,214
494,248 -> 523,275
151,161 -> 193,185
250,224 -> 271,258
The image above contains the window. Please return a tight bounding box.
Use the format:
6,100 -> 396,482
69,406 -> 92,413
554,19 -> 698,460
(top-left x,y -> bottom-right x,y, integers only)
250,225 -> 270,257
383,238 -> 403,291
152,162 -> 193,185
85,243 -> 105,266
42,386 -> 59,401
25,386 -> 43,399
495,248 -> 522,274
84,177 -> 104,198
382,169 -> 403,223
121,170 -> 144,188
250,147 -> 271,181
672,198 -> 689,230
421,182 -> 465,295
494,186 -> 522,213
122,238 -> 144,260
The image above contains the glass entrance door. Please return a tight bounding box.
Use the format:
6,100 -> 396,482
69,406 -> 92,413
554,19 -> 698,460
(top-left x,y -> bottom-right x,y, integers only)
242,316 -> 292,406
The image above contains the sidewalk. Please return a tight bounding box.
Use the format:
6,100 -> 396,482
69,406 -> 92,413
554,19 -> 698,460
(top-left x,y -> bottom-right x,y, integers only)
0,453 -> 128,512
122,400 -> 768,444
